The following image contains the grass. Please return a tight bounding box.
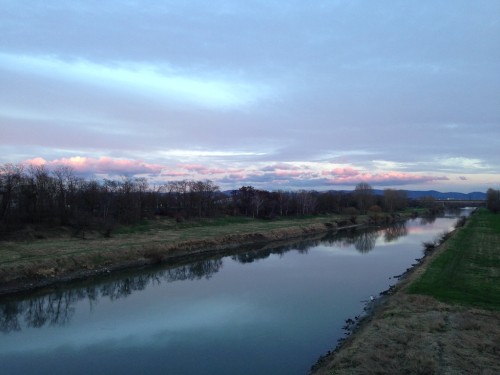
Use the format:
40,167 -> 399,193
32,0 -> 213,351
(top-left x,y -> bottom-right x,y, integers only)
408,208 -> 500,310
0,213 -> 356,286
313,293 -> 500,375
112,214 -> 338,235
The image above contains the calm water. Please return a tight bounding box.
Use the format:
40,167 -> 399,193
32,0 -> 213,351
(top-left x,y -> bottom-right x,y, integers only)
0,213 -> 469,375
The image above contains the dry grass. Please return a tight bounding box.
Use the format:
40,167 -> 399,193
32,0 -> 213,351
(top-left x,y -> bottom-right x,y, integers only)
0,214 -> 354,288
1,215 -> 345,260
313,294 -> 500,375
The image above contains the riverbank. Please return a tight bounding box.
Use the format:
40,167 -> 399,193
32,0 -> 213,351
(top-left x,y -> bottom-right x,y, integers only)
311,209 -> 500,374
1,213 -> 392,296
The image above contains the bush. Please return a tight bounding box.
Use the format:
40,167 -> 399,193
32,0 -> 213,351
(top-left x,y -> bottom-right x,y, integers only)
343,207 -> 358,216
454,216 -> 467,229
422,241 -> 436,253
368,205 -> 382,213
486,188 -> 500,213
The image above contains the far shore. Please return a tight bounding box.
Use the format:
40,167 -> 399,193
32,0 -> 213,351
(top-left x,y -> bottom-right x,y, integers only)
0,213 -> 402,296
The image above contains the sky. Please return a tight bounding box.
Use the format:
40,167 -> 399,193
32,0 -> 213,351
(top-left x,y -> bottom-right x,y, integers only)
1,1 -> 499,192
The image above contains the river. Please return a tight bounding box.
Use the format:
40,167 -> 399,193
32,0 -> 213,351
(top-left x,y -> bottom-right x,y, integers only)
0,212 -> 469,374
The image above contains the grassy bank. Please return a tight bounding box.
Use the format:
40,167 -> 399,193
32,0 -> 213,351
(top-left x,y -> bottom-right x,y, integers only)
312,209 -> 500,374
0,214 -> 349,264
1,213 -> 377,294
409,208 -> 500,310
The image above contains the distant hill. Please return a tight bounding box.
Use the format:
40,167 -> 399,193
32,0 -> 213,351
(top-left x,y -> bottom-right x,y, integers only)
224,189 -> 486,200
372,189 -> 486,200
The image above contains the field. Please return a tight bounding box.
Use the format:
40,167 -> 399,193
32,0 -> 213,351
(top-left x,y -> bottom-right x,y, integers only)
313,209 -> 500,375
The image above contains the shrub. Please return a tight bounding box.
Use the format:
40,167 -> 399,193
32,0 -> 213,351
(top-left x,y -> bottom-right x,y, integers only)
343,207 -> 358,216
454,216 -> 467,228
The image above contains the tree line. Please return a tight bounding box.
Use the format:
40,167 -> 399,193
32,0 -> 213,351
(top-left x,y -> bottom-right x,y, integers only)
486,188 -> 500,213
1,163 -> 417,236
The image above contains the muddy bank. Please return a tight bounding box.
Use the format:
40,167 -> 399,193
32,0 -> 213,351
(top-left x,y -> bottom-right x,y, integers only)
0,221 -> 358,296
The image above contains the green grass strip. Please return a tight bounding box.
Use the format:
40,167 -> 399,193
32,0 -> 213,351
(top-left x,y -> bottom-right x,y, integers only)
408,208 -> 500,310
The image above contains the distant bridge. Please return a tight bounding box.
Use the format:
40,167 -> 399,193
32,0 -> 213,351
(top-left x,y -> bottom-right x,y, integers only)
435,200 -> 485,208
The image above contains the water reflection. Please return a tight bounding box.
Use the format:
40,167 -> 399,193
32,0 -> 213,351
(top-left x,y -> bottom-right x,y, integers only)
0,258 -> 224,333
350,231 -> 380,252
319,222 -> 407,253
420,216 -> 437,225
384,222 -> 408,243
0,222 -> 408,333
1,290 -> 77,332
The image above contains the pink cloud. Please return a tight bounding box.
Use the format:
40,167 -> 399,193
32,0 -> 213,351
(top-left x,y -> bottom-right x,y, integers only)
322,167 -> 360,177
161,170 -> 190,177
326,171 -> 448,185
179,163 -> 205,171
198,167 -> 227,175
275,169 -> 305,177
24,156 -> 164,175
25,157 -> 48,167
20,157 -> 449,189
228,173 -> 247,180
257,163 -> 318,179
178,163 -> 234,175
262,163 -> 301,172
318,166 -> 449,186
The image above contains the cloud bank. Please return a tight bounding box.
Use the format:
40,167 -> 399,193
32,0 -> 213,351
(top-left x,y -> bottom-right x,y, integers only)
22,156 -> 452,191
1,1 -> 499,192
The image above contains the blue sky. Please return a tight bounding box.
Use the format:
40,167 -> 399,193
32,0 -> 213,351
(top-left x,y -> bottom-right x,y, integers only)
1,1 -> 499,192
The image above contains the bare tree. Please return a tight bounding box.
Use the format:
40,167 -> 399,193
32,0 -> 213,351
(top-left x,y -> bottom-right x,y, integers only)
52,166 -> 75,225
195,180 -> 219,217
354,182 -> 374,214
252,191 -> 265,218
232,186 -> 256,217
275,190 -> 290,216
383,189 -> 408,213
296,190 -> 317,215
28,165 -> 56,223
0,163 -> 24,222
